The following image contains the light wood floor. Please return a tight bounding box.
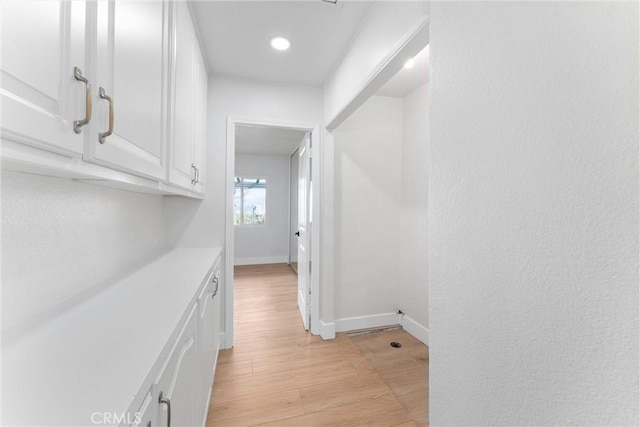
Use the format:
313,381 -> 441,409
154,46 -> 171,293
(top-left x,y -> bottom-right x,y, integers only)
206,263 -> 429,426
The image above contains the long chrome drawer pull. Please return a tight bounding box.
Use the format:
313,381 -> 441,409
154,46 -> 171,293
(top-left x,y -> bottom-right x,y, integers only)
159,391 -> 171,427
98,87 -> 113,144
73,67 -> 92,134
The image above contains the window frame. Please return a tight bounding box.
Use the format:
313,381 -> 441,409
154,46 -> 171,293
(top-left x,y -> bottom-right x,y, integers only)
233,175 -> 268,227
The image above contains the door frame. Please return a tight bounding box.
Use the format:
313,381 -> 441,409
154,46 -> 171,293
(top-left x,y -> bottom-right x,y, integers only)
224,116 -> 321,348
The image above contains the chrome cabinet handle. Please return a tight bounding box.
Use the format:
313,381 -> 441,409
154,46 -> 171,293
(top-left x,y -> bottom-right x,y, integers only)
191,164 -> 200,184
212,276 -> 219,297
73,67 -> 92,134
159,391 -> 171,427
98,87 -> 113,144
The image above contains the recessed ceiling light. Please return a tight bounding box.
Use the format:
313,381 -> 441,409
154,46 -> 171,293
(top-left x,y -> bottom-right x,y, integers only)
270,37 -> 290,51
404,58 -> 415,69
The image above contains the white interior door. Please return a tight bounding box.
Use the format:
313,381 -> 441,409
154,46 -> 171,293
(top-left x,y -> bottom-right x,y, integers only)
289,147 -> 300,272
297,133 -> 311,330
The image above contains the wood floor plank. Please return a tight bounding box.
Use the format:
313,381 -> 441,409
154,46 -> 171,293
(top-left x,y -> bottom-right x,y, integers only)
213,359 -> 253,384
211,357 -> 371,403
207,264 -> 429,426
256,394 -> 414,426
299,372 -> 391,413
208,389 -> 305,426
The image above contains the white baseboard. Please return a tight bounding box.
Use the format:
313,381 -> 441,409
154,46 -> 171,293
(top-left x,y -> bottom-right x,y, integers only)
234,256 -> 289,266
401,315 -> 429,346
320,320 -> 336,340
334,312 -> 399,333
330,312 -> 430,346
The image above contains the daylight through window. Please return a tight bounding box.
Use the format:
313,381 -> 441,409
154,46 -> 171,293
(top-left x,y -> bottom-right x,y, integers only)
234,177 -> 267,225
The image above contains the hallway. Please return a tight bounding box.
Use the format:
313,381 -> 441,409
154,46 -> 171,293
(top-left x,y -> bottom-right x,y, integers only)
206,264 -> 428,426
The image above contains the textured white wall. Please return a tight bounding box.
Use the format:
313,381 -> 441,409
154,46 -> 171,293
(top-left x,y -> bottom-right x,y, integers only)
2,171 -> 166,331
234,154 -> 291,264
429,2 -> 639,424
399,82 -> 429,331
333,95 -> 403,322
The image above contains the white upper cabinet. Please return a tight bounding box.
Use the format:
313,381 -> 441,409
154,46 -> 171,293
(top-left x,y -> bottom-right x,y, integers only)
193,47 -> 208,194
85,0 -> 169,180
1,0 -> 206,197
0,0 -> 87,156
169,1 -> 208,193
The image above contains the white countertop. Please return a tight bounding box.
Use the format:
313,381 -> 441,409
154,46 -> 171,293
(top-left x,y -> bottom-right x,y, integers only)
2,247 -> 222,426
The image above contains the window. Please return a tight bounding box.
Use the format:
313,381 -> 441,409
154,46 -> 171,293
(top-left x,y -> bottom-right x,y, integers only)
234,177 -> 267,225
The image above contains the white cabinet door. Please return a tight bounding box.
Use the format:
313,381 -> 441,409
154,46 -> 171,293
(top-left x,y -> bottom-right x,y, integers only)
156,304 -> 197,427
87,0 -> 168,180
169,1 -> 197,189
0,0 -> 87,156
196,267 -> 221,424
130,389 -> 154,427
169,1 -> 207,193
192,45 -> 208,195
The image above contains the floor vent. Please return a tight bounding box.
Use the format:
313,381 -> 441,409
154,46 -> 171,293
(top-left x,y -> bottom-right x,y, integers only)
345,325 -> 402,337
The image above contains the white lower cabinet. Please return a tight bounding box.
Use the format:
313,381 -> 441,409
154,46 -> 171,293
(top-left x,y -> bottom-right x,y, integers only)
196,264 -> 222,425
0,249 -> 221,427
125,256 -> 221,427
156,304 -> 198,427
130,390 -> 154,427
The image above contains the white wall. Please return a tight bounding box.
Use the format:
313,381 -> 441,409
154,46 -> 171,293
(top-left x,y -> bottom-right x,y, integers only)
429,2 -> 639,425
320,130 -> 336,335
2,171 -> 166,331
165,75 -> 322,250
332,95 -> 403,329
163,75 -> 323,346
323,1 -> 428,124
320,0 -> 428,337
329,83 -> 429,338
234,154 -> 290,265
399,82 -> 429,339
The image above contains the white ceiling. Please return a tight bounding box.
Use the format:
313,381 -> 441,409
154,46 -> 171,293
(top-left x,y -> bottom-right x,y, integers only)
235,125 -> 307,156
377,44 -> 430,98
191,1 -> 374,87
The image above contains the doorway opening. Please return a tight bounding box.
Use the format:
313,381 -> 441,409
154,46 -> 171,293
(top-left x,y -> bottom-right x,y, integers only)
224,118 -> 321,349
